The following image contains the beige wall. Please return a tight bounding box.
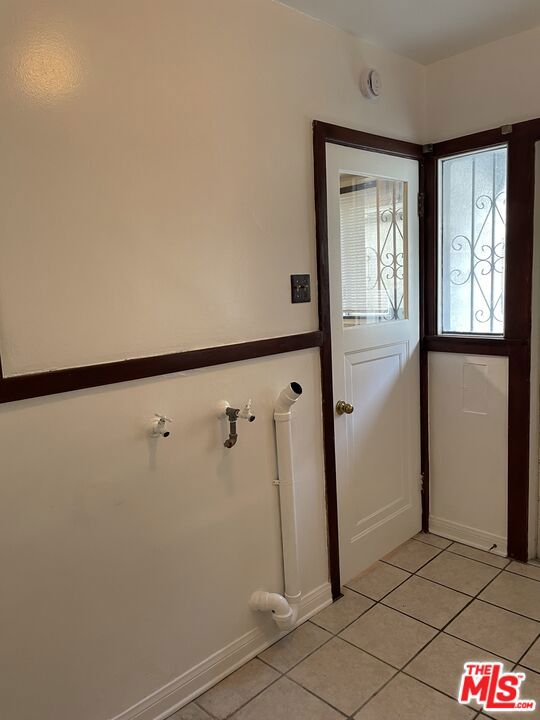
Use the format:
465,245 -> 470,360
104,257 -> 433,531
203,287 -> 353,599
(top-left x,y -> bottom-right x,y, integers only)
3,3 -> 538,717
0,2 -> 426,719
0,0 -> 425,376
427,25 -> 540,141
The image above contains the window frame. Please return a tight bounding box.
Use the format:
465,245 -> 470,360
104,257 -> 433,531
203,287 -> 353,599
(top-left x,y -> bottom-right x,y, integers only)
437,144 -> 508,338
422,123 -> 538,561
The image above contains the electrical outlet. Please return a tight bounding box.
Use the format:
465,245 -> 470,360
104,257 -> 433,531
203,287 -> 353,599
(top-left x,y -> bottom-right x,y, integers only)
291,274 -> 311,303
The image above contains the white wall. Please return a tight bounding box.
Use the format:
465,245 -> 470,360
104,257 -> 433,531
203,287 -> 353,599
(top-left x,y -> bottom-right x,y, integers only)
428,353 -> 509,553
0,351 -> 327,720
427,25 -> 540,142
0,0 -> 425,376
0,2 -> 426,719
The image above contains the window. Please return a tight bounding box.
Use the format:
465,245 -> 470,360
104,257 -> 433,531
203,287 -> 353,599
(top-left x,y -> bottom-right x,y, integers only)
340,174 -> 408,326
439,146 -> 507,335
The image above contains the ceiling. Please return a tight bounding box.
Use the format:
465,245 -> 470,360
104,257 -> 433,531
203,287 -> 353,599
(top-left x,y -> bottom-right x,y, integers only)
278,0 -> 540,64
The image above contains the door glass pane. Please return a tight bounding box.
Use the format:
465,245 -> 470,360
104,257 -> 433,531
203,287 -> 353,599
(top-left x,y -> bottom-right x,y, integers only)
339,173 -> 408,327
439,146 -> 507,335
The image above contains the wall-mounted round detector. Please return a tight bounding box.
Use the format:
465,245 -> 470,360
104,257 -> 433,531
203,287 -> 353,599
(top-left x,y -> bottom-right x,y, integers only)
360,68 -> 382,100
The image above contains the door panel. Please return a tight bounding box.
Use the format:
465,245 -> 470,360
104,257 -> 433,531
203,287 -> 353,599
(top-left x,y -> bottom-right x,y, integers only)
327,144 -> 421,584
345,343 -> 410,538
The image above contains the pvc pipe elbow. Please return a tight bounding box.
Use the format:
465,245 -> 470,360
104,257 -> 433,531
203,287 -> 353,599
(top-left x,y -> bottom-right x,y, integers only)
274,382 -> 303,417
249,591 -> 298,631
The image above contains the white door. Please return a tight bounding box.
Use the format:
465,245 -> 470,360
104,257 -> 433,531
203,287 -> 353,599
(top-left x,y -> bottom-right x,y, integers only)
326,143 -> 422,584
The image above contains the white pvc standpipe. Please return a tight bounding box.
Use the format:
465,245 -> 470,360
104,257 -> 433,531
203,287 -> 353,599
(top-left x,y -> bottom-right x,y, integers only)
274,384 -> 302,606
249,382 -> 303,630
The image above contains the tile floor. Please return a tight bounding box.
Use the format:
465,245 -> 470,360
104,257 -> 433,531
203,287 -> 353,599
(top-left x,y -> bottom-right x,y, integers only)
170,533 -> 540,720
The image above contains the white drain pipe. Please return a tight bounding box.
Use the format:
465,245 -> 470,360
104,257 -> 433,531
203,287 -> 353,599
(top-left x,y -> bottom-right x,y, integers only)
249,382 -> 303,631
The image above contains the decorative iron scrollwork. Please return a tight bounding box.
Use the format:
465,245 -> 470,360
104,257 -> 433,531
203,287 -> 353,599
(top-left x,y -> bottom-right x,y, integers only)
448,190 -> 506,331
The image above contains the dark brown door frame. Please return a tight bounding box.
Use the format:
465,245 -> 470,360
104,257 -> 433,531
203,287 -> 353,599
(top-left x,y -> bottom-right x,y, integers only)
314,119 -> 540,598
423,120 -> 540,561
312,122 -> 424,598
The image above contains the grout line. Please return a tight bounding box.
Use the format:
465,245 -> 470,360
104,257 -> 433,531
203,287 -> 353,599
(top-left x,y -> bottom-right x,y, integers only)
285,673 -> 355,718
292,545 -> 509,717
445,545 -> 510,571
310,595 -> 375,635
256,653 -> 285,673
470,595 -> 540,624
377,596 -> 445,632
512,627 -> 540,671
193,698 -> 219,719
195,671 -> 285,720
396,572 -> 474,597
398,668 -> 484,712
334,633 -> 405,672
345,571 -> 413,604
412,533 -> 453,551
346,552 -> 531,635
344,665 -> 400,718
504,565 -> 540,584
380,539 -> 448,573
259,625 -> 337,675
188,541 -> 540,720
381,547 -> 507,575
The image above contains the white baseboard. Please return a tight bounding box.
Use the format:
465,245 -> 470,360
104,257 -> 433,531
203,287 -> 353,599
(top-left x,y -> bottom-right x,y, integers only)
110,582 -> 332,720
429,515 -> 507,557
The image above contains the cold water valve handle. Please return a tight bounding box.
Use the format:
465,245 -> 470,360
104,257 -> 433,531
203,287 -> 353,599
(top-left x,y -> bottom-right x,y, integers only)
152,414 -> 172,437
238,398 -> 256,423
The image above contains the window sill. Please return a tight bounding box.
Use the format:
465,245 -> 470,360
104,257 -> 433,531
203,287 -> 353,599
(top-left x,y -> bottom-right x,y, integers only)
422,334 -> 527,356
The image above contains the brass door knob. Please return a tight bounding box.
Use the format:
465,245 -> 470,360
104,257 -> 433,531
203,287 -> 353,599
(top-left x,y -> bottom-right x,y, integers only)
336,400 -> 354,415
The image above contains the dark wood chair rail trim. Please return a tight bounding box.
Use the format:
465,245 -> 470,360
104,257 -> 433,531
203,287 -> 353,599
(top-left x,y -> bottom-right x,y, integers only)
0,331 -> 323,404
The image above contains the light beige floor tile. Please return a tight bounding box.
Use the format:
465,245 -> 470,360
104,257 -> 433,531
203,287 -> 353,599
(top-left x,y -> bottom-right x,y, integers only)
383,576 -> 470,628
479,572 -> 540,621
406,633 -> 508,703
507,561 -> 540,582
445,600 -> 539,661
415,532 -> 453,549
311,588 -> 373,634
447,543 -> 509,569
258,621 -> 331,672
521,636 -> 540,673
354,672 -> 476,720
384,539 -> 442,572
418,552 -> 500,596
168,704 -> 213,720
346,561 -> 410,600
340,604 -> 437,668
288,636 -> 395,715
197,658 -> 279,719
232,677 -> 342,720
482,666 -> 540,720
